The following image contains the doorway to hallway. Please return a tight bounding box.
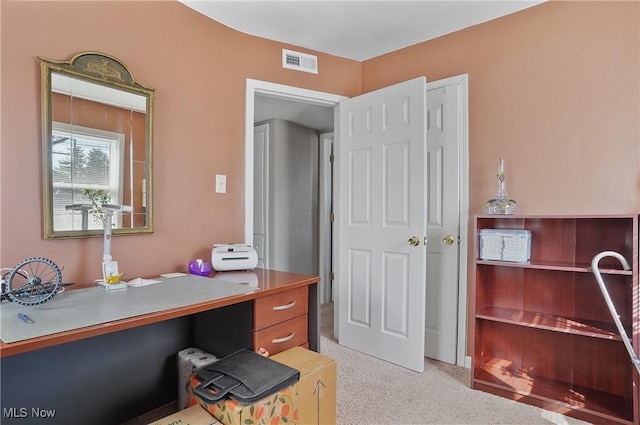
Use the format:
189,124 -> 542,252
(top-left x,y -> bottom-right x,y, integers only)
245,80 -> 342,307
244,77 -> 469,367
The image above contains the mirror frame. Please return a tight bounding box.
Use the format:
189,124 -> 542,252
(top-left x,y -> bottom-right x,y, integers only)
40,51 -> 155,239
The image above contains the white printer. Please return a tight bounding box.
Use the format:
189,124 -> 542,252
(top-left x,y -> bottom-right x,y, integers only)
211,244 -> 258,271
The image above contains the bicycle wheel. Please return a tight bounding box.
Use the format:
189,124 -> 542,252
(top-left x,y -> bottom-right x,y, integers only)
6,257 -> 62,306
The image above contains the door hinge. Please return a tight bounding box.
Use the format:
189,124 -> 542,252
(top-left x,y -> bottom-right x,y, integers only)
329,154 -> 335,163
330,213 -> 335,222
329,272 -> 334,281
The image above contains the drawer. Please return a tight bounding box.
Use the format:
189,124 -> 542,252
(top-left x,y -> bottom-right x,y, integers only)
253,314 -> 308,355
254,286 -> 308,330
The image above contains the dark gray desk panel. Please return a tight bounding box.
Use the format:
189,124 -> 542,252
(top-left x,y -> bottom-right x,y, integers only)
0,317 -> 191,425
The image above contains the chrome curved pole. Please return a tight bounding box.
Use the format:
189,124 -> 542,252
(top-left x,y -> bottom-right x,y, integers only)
591,251 -> 640,375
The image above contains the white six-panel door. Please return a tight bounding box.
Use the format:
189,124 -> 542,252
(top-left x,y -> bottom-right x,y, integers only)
425,81 -> 461,364
337,77 -> 427,372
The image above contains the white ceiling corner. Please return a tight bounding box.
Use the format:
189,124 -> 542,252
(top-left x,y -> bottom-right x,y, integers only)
179,0 -> 544,61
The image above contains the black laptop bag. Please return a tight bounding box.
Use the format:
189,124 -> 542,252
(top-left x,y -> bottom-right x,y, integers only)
193,348 -> 300,404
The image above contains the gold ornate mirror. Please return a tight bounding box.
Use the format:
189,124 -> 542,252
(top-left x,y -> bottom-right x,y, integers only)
40,52 -> 154,238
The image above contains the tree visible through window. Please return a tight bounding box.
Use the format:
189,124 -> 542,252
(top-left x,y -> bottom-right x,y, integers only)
52,122 -> 124,231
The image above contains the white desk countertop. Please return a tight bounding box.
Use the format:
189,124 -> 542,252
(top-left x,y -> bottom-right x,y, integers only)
0,274 -> 255,344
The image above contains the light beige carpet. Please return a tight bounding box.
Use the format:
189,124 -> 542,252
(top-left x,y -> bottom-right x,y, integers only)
320,302 -> 591,425
126,303 -> 593,425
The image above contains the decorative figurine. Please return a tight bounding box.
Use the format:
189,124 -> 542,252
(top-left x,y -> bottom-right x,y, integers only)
483,158 -> 517,214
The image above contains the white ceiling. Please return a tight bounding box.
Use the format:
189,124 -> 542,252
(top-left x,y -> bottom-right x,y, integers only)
180,0 -> 543,61
180,0 -> 543,131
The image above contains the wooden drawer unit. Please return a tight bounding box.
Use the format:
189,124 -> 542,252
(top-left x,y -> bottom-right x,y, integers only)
253,286 -> 308,355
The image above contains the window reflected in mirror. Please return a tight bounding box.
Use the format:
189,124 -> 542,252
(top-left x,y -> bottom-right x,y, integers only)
40,52 -> 154,238
52,122 -> 125,230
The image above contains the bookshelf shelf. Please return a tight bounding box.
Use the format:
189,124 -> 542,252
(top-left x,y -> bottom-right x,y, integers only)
476,306 -> 623,340
476,259 -> 633,275
474,366 -> 634,425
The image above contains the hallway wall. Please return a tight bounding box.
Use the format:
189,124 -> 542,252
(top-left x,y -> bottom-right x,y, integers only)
256,118 -> 319,276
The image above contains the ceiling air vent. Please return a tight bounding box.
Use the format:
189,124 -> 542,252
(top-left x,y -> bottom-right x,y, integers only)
282,49 -> 318,74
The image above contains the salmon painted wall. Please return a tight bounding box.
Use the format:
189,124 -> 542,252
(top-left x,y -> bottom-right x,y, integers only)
0,1 -> 361,285
361,0 -> 639,352
1,0 -> 637,298
363,1 -> 640,217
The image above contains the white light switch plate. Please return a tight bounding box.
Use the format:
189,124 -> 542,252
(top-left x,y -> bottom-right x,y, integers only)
215,174 -> 227,193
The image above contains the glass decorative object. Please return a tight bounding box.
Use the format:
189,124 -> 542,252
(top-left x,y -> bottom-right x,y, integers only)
483,158 -> 517,215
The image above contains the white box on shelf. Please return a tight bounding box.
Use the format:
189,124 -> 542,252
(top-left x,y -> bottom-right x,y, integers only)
480,229 -> 531,263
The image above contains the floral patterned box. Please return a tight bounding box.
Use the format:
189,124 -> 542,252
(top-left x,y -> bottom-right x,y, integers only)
188,374 -> 298,425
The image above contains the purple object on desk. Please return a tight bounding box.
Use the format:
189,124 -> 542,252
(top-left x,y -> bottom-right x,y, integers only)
188,260 -> 212,276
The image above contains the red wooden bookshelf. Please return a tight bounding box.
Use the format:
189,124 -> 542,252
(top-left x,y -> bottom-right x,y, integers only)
472,215 -> 639,425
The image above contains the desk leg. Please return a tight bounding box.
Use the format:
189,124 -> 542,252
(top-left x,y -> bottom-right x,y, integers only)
308,282 -> 320,352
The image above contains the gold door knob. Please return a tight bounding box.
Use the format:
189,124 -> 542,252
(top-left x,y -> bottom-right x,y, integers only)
408,236 -> 420,246
443,235 -> 455,245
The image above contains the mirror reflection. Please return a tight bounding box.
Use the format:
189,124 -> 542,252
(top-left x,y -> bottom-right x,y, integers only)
40,52 -> 154,238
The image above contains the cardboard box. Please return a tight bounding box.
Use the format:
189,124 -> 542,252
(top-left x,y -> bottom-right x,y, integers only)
271,347 -> 337,425
188,376 -> 298,425
148,404 -> 220,425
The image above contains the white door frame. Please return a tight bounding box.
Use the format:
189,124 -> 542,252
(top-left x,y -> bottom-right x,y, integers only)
319,132 -> 334,303
253,123 -> 270,269
244,78 -> 469,367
